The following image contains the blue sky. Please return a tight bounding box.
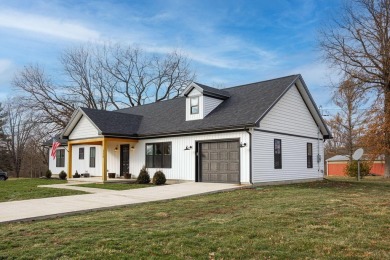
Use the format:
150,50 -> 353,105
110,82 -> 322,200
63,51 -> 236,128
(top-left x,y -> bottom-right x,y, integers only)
0,0 -> 342,108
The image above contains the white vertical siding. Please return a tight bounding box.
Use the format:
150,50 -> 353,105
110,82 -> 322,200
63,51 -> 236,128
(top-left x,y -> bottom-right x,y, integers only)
260,85 -> 319,138
130,131 -> 251,183
252,130 -> 324,183
48,147 -> 68,174
203,96 -> 223,117
71,145 -> 102,176
69,116 -> 99,139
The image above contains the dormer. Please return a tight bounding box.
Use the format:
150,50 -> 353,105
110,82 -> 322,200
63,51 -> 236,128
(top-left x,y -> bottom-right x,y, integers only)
182,82 -> 230,121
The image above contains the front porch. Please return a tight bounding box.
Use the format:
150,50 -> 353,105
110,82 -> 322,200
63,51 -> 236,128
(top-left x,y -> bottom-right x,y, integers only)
67,137 -> 138,182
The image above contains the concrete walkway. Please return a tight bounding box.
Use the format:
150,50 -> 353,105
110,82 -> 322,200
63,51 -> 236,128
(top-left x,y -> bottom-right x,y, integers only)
0,183 -> 242,224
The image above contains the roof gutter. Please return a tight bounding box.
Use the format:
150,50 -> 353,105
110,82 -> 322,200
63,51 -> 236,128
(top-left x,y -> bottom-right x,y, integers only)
244,126 -> 253,185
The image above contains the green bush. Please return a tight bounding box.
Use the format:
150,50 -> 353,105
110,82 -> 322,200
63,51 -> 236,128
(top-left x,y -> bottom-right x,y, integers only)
59,171 -> 67,180
137,166 -> 150,184
344,160 -> 371,178
153,170 -> 166,185
45,169 -> 52,179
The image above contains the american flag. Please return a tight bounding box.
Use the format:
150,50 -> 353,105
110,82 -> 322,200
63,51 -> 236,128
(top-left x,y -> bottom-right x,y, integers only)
51,138 -> 61,159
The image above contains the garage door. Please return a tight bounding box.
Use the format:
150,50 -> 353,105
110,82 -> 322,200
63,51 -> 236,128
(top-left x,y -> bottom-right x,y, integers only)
200,141 -> 240,183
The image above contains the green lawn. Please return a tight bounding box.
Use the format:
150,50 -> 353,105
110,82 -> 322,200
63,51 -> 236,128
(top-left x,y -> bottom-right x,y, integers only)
0,179 -> 87,202
1,177 -> 390,259
73,182 -> 154,190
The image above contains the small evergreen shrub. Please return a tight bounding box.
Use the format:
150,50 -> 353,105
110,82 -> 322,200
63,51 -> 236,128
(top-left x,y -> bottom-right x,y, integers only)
344,160 -> 371,178
59,170 -> 67,180
73,170 -> 80,178
45,169 -> 52,179
153,170 -> 166,185
137,166 -> 150,184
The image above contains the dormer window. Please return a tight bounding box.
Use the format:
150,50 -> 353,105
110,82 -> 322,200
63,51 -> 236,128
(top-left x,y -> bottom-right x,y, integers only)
190,97 -> 199,114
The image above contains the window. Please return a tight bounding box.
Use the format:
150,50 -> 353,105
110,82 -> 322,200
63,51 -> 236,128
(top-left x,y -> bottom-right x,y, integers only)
145,142 -> 172,168
274,139 -> 282,169
90,147 -> 96,168
79,148 -> 84,160
307,143 -> 313,168
190,97 -> 199,114
56,149 -> 65,168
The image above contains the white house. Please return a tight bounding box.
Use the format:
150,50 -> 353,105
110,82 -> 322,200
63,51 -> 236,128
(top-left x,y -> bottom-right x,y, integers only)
48,74 -> 331,185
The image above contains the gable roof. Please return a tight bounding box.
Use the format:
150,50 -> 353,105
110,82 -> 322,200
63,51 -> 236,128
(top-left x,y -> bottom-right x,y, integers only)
182,82 -> 230,100
61,74 -> 331,139
62,107 -> 142,138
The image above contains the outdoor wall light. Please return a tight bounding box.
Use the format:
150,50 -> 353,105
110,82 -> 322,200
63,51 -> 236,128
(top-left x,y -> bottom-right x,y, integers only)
240,142 -> 247,148
114,146 -> 118,152
184,146 -> 193,150
130,146 -> 135,151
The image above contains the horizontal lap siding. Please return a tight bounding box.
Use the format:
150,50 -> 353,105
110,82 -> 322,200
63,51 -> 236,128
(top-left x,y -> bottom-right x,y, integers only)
203,96 -> 223,117
252,131 -> 324,183
69,116 -> 99,139
260,85 -> 318,138
253,84 -> 324,183
130,131 -> 250,183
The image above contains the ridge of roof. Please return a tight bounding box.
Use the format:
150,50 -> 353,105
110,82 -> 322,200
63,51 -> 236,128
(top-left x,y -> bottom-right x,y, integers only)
223,74 -> 299,90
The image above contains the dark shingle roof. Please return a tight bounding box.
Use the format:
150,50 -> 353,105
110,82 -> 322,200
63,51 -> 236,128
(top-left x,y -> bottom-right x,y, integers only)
114,74 -> 299,137
80,107 -> 143,137
193,82 -> 230,99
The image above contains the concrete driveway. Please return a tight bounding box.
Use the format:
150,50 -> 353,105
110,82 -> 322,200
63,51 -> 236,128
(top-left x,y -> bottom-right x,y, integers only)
0,182 -> 242,224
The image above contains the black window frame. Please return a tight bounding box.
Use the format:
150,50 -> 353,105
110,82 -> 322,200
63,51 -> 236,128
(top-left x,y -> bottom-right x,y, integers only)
56,149 -> 65,168
307,143 -> 313,168
145,142 -> 172,168
190,96 -> 199,115
274,139 -> 282,169
79,147 -> 84,160
89,147 -> 96,168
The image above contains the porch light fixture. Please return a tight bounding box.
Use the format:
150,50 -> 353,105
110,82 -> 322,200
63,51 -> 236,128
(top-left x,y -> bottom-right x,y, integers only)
130,146 -> 135,151
114,146 -> 118,152
184,145 -> 193,151
240,142 -> 247,148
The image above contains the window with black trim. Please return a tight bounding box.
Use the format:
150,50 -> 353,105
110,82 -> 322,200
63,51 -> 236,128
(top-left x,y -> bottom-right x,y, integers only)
307,143 -> 313,168
145,142 -> 172,168
90,147 -> 96,168
79,148 -> 84,160
56,149 -> 65,167
190,97 -> 199,114
274,139 -> 282,169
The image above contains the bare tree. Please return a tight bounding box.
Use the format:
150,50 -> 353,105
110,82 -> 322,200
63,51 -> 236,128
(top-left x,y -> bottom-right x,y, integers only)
3,100 -> 37,178
331,78 -> 368,161
13,43 -> 195,132
61,45 -> 117,110
99,44 -> 195,106
319,0 -> 390,177
12,65 -> 75,132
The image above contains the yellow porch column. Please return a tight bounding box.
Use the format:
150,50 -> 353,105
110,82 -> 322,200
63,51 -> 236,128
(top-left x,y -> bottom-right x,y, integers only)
102,138 -> 107,181
67,143 -> 73,179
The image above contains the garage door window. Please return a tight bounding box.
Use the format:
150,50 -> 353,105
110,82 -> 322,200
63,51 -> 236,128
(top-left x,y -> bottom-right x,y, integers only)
146,142 -> 171,168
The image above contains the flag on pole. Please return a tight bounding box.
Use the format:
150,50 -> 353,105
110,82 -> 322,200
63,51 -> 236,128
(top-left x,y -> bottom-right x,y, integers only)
51,138 -> 61,159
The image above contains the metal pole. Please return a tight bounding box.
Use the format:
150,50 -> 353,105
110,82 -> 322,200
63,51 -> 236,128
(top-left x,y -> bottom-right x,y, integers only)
357,160 -> 360,181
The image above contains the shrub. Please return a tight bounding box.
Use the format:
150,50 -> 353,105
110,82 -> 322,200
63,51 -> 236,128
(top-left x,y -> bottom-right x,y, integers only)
73,171 -> 80,178
153,170 -> 166,185
137,166 -> 150,184
59,171 -> 67,180
344,160 -> 371,178
45,169 -> 52,179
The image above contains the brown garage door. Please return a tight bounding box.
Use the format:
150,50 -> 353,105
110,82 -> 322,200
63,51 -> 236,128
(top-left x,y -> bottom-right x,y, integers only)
200,141 -> 240,183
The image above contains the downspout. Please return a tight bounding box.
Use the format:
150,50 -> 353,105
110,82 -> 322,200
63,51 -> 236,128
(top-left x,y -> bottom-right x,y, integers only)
245,126 -> 253,185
